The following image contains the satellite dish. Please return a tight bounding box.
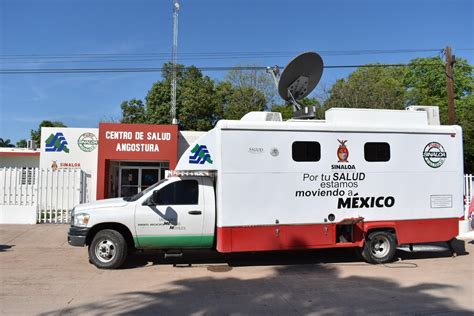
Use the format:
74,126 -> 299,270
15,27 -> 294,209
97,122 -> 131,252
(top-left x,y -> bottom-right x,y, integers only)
278,52 -> 323,101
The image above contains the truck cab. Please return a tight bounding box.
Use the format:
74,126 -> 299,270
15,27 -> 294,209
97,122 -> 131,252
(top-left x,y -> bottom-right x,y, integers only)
68,176 -> 215,269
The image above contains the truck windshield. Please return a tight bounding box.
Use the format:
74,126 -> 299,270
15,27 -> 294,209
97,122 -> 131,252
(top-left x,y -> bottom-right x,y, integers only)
123,178 -> 168,202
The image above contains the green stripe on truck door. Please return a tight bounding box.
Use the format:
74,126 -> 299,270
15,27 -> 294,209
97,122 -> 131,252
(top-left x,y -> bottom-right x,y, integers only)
134,235 -> 214,248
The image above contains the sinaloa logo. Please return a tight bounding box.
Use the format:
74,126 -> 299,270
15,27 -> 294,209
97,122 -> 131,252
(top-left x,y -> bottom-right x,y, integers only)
423,142 -> 447,168
45,133 -> 69,153
189,144 -> 213,164
337,139 -> 349,162
78,133 -> 98,152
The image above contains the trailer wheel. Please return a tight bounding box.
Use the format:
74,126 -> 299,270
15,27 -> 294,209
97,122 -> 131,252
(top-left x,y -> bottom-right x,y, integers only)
88,229 -> 128,269
359,231 -> 396,264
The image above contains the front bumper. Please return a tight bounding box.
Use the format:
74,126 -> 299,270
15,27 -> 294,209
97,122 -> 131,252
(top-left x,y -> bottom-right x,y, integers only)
68,226 -> 90,247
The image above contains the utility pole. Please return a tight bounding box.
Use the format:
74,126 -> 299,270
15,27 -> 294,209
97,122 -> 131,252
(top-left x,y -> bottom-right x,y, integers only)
170,0 -> 180,125
445,46 -> 456,125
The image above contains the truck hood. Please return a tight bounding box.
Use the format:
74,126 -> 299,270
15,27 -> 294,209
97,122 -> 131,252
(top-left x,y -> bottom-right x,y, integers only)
74,198 -> 128,212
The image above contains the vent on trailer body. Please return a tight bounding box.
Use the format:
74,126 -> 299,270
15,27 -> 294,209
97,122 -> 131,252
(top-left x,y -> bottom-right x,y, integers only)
406,106 -> 440,125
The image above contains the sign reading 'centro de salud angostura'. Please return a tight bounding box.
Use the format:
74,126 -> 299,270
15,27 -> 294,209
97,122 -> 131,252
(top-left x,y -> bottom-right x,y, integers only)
97,123 -> 178,160
95,123 -> 179,200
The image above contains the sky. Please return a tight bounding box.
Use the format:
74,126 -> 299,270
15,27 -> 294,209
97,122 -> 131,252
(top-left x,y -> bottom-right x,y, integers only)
0,0 -> 473,143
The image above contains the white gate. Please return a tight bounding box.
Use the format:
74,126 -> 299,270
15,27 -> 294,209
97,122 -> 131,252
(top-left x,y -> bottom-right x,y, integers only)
0,168 -> 86,224
465,174 -> 473,215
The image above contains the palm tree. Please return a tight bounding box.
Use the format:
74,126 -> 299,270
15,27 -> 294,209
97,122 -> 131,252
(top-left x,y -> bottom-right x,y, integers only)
0,138 -> 15,148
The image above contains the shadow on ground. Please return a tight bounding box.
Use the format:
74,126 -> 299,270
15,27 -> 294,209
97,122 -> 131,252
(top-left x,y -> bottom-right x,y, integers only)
43,241 -> 472,315
0,245 -> 14,252
43,262 -> 471,315
118,239 -> 467,269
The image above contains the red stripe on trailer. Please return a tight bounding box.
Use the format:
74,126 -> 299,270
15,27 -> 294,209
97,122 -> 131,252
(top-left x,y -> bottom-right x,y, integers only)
387,217 -> 459,244
216,217 -> 459,253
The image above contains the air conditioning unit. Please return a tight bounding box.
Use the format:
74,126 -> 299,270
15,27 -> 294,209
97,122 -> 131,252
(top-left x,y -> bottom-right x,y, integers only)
27,139 -> 37,150
240,111 -> 283,122
406,106 -> 440,125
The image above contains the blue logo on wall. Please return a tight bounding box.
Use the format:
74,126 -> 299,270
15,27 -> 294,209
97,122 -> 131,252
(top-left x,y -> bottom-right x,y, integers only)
189,144 -> 213,164
45,132 -> 70,153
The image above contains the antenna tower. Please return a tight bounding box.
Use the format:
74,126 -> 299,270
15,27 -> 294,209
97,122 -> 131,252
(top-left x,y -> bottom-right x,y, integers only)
171,0 -> 180,125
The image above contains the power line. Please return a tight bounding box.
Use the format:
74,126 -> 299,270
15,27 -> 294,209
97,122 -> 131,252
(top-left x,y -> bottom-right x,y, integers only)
2,48 -> 468,62
0,63 -> 443,75
0,55 -> 452,65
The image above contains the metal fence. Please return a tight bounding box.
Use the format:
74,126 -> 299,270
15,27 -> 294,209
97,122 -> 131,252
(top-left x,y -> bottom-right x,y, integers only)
465,173 -> 473,214
0,168 -> 86,223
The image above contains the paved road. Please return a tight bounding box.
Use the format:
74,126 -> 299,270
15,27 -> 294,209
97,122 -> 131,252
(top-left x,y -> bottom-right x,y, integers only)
1,224 -> 473,315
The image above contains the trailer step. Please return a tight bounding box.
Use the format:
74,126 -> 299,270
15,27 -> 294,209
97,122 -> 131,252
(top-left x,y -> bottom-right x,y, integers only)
164,252 -> 183,259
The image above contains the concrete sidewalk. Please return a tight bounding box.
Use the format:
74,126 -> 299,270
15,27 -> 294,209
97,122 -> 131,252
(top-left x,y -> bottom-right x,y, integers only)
1,224 -> 473,315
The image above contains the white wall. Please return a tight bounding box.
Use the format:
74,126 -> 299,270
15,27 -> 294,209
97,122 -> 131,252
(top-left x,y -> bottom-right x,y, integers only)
0,205 -> 37,224
40,127 -> 99,201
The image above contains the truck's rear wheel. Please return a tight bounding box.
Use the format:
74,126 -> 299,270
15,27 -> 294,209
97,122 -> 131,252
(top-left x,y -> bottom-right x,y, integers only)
88,229 -> 127,269
359,231 -> 396,264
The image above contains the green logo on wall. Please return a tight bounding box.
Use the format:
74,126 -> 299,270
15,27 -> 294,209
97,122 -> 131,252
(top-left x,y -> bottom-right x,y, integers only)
45,132 -> 69,153
77,133 -> 98,152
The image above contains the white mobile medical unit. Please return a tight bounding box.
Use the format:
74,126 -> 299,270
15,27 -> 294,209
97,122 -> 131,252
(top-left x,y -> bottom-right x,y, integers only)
175,108 -> 464,259
68,52 -> 466,268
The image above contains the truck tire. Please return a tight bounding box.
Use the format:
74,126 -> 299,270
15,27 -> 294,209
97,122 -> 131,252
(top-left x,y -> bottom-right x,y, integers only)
88,229 -> 128,269
359,231 -> 396,264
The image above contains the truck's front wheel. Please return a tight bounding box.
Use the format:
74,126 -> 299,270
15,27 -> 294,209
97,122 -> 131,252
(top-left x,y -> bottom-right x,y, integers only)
89,229 -> 128,269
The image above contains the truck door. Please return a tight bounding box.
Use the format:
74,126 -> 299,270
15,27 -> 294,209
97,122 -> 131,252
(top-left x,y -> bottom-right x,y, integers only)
134,178 -> 211,248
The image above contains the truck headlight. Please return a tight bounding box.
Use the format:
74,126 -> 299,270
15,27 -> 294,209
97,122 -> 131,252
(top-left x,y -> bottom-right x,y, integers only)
73,213 -> 90,227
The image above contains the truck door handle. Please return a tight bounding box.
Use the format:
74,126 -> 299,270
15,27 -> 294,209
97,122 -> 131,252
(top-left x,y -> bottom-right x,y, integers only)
188,210 -> 202,215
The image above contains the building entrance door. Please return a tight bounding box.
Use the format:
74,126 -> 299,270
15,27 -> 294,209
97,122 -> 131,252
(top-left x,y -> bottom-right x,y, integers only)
119,166 -> 162,197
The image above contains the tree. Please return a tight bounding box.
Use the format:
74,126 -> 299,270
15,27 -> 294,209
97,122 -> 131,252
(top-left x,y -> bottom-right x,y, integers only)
225,67 -> 277,110
120,99 -> 146,124
16,139 -> 28,148
455,94 -> 474,173
324,66 -> 407,110
404,56 -> 473,124
0,138 -> 15,147
145,80 -> 173,125
31,120 -> 66,147
120,63 -> 222,130
177,66 -> 221,130
146,64 -> 221,130
223,86 -> 266,120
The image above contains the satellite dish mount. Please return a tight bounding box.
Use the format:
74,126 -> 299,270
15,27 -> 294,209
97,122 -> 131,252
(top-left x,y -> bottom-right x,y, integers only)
267,52 -> 324,119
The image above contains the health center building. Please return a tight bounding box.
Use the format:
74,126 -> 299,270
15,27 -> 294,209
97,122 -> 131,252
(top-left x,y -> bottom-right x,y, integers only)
10,123 -> 204,202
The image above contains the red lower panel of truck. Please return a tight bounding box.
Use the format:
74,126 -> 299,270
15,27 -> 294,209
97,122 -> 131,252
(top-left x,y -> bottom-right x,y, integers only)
216,218 -> 459,253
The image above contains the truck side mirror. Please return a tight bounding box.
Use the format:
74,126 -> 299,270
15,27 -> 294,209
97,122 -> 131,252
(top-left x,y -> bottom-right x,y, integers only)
152,190 -> 160,205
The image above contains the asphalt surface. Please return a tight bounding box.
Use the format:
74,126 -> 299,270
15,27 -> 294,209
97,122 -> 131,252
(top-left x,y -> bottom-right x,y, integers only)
1,224 -> 473,315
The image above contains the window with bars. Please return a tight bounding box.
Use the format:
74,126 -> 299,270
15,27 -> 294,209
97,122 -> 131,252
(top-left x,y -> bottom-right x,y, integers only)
20,168 -> 36,185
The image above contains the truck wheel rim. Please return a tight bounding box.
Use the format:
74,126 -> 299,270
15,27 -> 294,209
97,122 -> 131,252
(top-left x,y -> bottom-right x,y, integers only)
95,239 -> 116,263
370,235 -> 390,259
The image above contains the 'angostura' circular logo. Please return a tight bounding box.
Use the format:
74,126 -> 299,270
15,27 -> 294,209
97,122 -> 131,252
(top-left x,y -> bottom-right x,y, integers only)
77,133 -> 98,152
423,142 -> 447,168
